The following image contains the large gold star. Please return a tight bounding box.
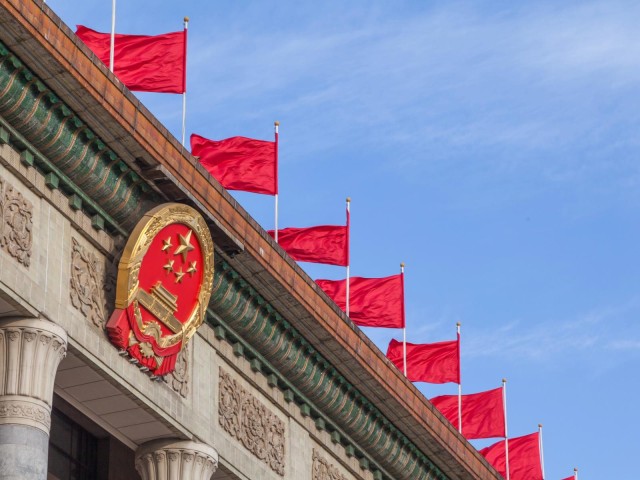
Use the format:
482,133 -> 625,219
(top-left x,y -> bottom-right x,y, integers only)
173,230 -> 195,263
174,268 -> 186,284
163,260 -> 175,273
161,237 -> 173,252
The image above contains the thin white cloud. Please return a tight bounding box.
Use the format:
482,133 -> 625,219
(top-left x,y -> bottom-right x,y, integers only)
607,339 -> 640,351
463,295 -> 640,362
179,0 -> 640,195
519,3 -> 640,83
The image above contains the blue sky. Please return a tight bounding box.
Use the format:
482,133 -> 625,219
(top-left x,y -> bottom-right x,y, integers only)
49,1 -> 640,478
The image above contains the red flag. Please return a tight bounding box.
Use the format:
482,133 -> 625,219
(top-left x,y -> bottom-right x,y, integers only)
191,134 -> 277,195
430,387 -> 505,439
479,432 -> 543,480
76,25 -> 186,93
268,225 -> 348,266
316,273 -> 405,328
561,477 -> 574,480
386,338 -> 460,384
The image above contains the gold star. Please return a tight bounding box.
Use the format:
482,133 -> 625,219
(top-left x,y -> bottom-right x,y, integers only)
174,268 -> 185,284
173,230 -> 195,263
163,260 -> 175,273
162,237 -> 173,252
187,261 -> 197,276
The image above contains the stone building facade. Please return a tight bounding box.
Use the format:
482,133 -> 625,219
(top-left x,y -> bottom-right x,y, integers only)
0,1 -> 503,479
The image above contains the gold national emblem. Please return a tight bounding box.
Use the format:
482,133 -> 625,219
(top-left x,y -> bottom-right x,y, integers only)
106,203 -> 214,377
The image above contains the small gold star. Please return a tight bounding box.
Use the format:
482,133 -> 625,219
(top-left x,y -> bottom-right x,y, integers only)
162,237 -> 173,252
174,268 -> 185,284
187,261 -> 197,276
173,230 -> 195,263
163,260 -> 175,273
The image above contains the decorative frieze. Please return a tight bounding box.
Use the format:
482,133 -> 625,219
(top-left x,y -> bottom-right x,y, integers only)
219,368 -> 285,476
70,237 -> 107,328
135,439 -> 218,480
313,449 -> 349,480
0,397 -> 51,431
0,175 -> 33,266
0,318 -> 67,433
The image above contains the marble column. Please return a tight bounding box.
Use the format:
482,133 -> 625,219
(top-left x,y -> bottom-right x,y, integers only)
0,318 -> 68,479
135,439 -> 219,480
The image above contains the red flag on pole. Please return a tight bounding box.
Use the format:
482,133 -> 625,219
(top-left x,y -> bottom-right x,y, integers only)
479,432 -> 543,480
268,225 -> 348,266
76,26 -> 186,93
190,134 -> 277,195
430,387 -> 505,439
316,273 -> 405,328
386,338 -> 460,383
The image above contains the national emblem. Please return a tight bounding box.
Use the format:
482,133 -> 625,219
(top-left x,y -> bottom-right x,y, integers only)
106,203 -> 214,376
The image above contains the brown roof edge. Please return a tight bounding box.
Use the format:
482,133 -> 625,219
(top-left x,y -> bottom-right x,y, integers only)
1,1 -> 502,479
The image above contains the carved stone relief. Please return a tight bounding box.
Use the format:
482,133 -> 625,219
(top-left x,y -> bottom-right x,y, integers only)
168,341 -> 190,398
0,175 -> 33,266
70,237 -> 107,328
0,399 -> 51,431
219,368 -> 285,476
312,449 -> 349,480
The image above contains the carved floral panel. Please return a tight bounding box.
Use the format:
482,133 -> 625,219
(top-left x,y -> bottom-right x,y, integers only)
70,237 -> 107,328
219,368 -> 285,476
168,342 -> 190,398
312,449 -> 349,480
0,175 -> 33,266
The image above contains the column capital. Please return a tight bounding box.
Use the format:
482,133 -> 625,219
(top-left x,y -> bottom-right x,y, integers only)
135,439 -> 219,480
0,317 -> 67,433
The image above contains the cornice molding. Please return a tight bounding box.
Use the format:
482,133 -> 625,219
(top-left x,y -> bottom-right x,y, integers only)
0,41 -> 158,234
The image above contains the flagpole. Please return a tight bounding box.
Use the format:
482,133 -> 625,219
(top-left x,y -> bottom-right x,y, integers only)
574,468 -> 578,480
181,17 -> 189,146
401,262 -> 406,376
346,197 -> 351,317
274,121 -> 280,242
503,378 -> 510,480
538,423 -> 546,480
457,322 -> 462,434
109,0 -> 116,72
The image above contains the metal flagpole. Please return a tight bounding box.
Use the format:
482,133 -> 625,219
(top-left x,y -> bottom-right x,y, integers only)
401,262 -> 406,376
574,468 -> 578,480
538,424 -> 546,480
503,379 -> 510,480
345,198 -> 351,317
110,0 -> 116,72
274,121 -> 279,242
181,17 -> 189,146
457,322 -> 462,434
